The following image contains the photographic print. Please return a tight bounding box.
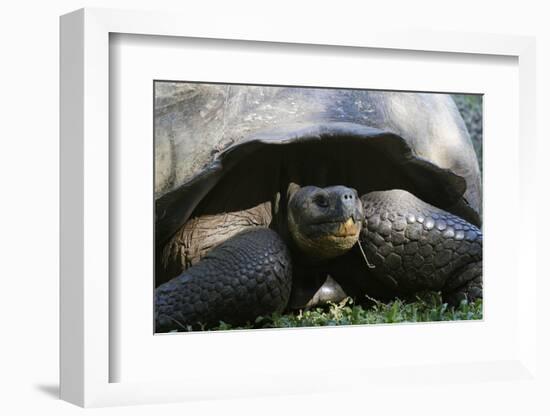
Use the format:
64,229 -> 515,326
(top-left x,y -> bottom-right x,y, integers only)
154,83 -> 483,333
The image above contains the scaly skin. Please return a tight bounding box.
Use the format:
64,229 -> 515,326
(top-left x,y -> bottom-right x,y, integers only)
155,228 -> 292,332
359,190 -> 482,305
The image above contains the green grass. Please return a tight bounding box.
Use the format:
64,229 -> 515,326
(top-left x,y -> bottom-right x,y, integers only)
205,292 -> 482,331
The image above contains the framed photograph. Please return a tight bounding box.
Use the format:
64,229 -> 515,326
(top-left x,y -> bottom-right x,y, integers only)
60,8 -> 538,408
153,81 -> 484,335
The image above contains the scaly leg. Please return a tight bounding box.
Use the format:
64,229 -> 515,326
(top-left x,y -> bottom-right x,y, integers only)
359,189 -> 482,306
155,228 -> 292,332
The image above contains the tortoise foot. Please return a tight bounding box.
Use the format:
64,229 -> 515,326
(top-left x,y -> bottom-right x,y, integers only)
443,262 -> 482,307
155,228 -> 292,332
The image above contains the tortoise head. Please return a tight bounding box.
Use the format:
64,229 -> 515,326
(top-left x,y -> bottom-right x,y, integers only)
287,183 -> 363,260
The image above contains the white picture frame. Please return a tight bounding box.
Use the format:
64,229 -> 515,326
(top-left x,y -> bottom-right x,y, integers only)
60,8 -> 538,408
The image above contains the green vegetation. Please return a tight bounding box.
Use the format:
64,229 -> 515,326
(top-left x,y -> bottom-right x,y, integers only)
203,292 -> 482,331
452,94 -> 483,174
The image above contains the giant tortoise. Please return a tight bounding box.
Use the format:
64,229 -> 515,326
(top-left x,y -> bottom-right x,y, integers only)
154,84 -> 482,332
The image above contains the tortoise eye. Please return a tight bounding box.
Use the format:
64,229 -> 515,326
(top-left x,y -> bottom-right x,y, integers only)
313,194 -> 329,208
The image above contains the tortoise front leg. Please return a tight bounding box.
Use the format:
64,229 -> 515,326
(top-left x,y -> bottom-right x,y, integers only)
358,189 -> 482,306
155,228 -> 292,332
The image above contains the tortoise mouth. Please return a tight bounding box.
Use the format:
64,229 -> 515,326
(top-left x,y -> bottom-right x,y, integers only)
290,221 -> 361,261
307,218 -> 361,238
334,218 -> 361,237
